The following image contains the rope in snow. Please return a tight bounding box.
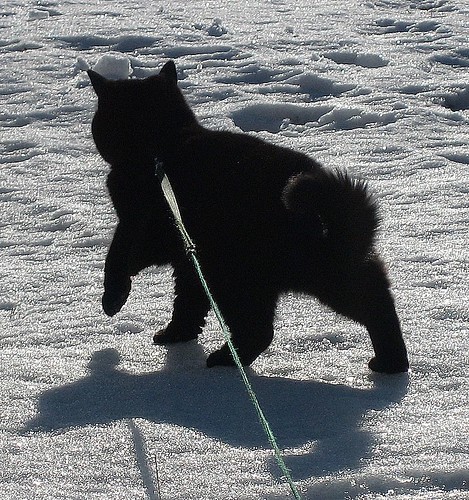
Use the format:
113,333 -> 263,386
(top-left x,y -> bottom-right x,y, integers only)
155,161 -> 302,500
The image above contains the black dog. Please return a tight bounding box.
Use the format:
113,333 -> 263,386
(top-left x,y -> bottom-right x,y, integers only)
88,61 -> 409,373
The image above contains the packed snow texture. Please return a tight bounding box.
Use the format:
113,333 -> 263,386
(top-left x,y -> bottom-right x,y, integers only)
92,53 -> 133,79
1,0 -> 468,499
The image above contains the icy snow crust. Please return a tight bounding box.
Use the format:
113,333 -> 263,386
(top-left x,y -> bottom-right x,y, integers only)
1,0 -> 468,498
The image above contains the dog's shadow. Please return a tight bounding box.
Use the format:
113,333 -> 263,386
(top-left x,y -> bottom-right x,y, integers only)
22,343 -> 408,478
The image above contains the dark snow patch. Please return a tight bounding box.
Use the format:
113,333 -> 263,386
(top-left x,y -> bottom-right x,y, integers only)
439,151 -> 469,164
431,48 -> 469,67
0,301 -> 16,311
324,51 -> 389,68
374,18 -> 441,34
216,63 -> 287,85
231,103 -> 333,132
399,84 -> 432,95
231,102 -> 397,133
286,72 -> 356,98
442,86 -> 469,111
411,0 -> 457,12
159,44 -> 235,59
55,35 -> 161,52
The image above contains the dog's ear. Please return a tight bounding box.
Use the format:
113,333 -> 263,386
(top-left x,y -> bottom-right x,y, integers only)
159,60 -> 177,83
88,70 -> 108,95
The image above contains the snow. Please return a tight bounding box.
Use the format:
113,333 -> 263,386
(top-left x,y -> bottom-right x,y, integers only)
92,54 -> 133,80
1,0 -> 468,499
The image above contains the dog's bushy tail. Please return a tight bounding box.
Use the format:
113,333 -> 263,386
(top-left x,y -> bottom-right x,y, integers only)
282,170 -> 379,261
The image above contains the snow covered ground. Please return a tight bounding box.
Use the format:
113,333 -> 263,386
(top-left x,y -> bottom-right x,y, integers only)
1,0 -> 468,498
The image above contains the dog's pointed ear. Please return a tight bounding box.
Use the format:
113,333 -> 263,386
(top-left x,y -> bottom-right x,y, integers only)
88,70 -> 108,95
159,60 -> 177,83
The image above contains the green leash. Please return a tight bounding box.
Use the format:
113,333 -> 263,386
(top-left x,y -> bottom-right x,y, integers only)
155,161 -> 302,499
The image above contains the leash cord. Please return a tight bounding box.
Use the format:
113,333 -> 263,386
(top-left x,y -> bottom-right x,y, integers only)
155,162 -> 302,499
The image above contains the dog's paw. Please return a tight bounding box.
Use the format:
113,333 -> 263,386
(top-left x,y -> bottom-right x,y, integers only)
368,356 -> 409,374
206,345 -> 236,368
153,323 -> 199,344
206,343 -> 262,368
102,278 -> 131,317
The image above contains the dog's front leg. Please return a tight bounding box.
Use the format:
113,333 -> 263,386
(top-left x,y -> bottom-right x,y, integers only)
102,222 -> 133,316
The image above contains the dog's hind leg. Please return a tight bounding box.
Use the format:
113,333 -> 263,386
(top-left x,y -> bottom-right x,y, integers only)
206,286 -> 277,367
313,256 -> 409,373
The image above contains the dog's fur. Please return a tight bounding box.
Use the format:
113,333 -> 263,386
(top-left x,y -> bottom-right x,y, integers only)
88,61 -> 409,373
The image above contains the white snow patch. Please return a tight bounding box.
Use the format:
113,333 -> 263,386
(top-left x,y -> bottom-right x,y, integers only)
115,320 -> 144,335
206,18 -> 229,37
92,53 -> 132,79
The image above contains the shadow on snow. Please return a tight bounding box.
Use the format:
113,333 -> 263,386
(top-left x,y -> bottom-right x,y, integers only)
22,342 -> 409,479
